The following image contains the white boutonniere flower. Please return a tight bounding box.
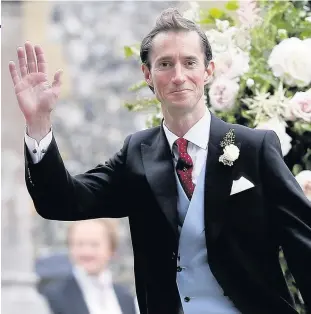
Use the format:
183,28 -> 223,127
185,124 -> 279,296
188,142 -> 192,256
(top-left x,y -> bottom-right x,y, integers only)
219,129 -> 240,166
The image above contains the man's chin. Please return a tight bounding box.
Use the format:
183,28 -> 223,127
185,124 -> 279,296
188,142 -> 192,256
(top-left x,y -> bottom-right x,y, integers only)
84,268 -> 103,276
167,100 -> 193,110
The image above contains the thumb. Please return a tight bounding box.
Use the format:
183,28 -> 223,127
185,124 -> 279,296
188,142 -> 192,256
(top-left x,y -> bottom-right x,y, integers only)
51,69 -> 63,99
52,69 -> 63,88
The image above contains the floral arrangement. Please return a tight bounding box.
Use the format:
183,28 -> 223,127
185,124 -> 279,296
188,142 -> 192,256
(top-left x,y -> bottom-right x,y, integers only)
123,1 -> 311,311
123,0 -> 311,184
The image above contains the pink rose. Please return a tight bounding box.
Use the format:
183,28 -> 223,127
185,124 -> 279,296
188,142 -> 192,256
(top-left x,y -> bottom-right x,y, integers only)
214,50 -> 250,80
288,90 -> 311,122
208,77 -> 239,111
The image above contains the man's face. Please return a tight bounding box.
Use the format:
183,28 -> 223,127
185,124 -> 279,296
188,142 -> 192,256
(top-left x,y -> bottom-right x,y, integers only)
68,221 -> 112,275
142,31 -> 213,114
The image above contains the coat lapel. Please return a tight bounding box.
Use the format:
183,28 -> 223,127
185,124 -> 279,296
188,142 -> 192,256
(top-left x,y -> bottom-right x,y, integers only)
204,113 -> 240,245
64,276 -> 90,314
141,126 -> 179,240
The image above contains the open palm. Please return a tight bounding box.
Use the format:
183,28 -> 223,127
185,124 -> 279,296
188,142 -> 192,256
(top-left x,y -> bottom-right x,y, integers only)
9,42 -> 63,122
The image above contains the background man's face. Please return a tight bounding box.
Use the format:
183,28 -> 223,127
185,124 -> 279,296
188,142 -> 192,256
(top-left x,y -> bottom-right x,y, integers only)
69,221 -> 112,275
143,31 -> 211,114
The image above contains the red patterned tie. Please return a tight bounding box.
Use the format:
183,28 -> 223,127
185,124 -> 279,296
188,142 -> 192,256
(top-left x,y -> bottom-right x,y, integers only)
175,138 -> 195,199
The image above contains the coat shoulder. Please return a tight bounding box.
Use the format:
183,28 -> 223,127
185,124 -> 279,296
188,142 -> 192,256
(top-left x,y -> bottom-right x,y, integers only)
40,276 -> 71,300
127,125 -> 161,148
227,122 -> 268,149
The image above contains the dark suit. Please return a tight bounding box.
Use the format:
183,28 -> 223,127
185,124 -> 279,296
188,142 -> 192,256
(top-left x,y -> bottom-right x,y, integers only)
25,112 -> 311,314
42,274 -> 136,314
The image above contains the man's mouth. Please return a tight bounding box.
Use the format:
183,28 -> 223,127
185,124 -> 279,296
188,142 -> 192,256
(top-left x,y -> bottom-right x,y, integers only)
171,89 -> 190,94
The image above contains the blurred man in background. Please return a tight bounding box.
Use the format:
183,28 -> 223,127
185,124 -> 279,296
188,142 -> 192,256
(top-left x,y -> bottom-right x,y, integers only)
42,219 -> 138,314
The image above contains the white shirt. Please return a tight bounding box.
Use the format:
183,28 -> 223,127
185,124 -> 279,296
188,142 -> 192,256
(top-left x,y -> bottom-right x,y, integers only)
73,266 -> 123,314
162,108 -> 211,185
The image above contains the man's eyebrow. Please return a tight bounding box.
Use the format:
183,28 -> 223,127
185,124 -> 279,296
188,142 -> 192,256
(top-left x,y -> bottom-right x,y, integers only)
156,56 -> 173,62
156,55 -> 199,62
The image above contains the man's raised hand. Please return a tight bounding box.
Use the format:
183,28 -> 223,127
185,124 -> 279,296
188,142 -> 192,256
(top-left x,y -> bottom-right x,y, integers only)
9,42 -> 63,141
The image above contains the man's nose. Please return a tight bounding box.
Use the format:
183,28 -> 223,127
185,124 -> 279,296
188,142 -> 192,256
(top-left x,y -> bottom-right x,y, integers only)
172,64 -> 186,84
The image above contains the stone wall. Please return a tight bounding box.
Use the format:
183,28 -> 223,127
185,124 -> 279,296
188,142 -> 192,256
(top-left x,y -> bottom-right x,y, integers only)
2,1 -> 182,299
2,2 -> 51,313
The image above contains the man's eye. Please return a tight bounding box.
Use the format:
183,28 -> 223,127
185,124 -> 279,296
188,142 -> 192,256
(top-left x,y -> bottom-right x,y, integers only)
160,62 -> 171,67
186,61 -> 196,66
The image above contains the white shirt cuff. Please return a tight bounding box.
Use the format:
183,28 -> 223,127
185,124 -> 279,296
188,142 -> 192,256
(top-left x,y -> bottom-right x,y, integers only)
24,129 -> 53,164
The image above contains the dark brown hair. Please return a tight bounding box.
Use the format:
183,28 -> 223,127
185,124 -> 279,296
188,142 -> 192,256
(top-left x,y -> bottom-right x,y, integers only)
140,8 -> 213,69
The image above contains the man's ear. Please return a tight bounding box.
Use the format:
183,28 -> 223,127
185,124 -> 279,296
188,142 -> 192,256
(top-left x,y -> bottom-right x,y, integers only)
141,64 -> 153,87
204,60 -> 215,85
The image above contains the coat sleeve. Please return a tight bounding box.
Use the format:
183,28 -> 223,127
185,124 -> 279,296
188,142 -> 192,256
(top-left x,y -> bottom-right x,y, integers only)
25,134 -> 132,221
261,130 -> 311,312
44,295 -> 63,314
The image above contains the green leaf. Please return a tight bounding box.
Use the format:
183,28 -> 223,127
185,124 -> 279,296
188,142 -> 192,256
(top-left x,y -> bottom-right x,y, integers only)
197,17 -> 215,25
292,164 -> 303,176
300,123 -> 311,132
198,9 -> 216,25
128,81 -> 148,92
293,121 -> 311,135
300,30 -> 311,40
264,1 -> 292,25
240,109 -> 254,121
302,149 -> 311,169
146,115 -> 162,128
124,97 -> 160,112
225,0 -> 239,11
249,73 -> 278,91
208,8 -> 224,19
124,46 -> 134,58
124,45 -> 140,58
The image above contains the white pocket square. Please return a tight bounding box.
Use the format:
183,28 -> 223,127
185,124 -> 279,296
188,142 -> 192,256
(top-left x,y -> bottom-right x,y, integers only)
230,176 -> 255,195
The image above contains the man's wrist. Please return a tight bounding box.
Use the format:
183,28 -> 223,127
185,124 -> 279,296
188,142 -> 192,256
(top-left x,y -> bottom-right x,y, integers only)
26,116 -> 52,143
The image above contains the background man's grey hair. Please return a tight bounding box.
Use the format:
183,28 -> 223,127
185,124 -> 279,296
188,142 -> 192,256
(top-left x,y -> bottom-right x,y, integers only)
140,8 -> 213,93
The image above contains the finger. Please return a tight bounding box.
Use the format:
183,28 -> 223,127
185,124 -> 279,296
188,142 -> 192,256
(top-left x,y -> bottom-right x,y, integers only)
34,45 -> 48,74
17,47 -> 28,78
9,61 -> 21,86
25,42 -> 37,73
52,69 -> 63,87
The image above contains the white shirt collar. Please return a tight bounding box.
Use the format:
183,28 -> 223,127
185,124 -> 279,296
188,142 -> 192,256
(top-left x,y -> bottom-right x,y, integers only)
73,265 -> 113,290
72,266 -> 123,314
163,108 -> 211,151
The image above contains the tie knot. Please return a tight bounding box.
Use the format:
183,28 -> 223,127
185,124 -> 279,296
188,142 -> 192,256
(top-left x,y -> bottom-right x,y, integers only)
175,138 -> 188,154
